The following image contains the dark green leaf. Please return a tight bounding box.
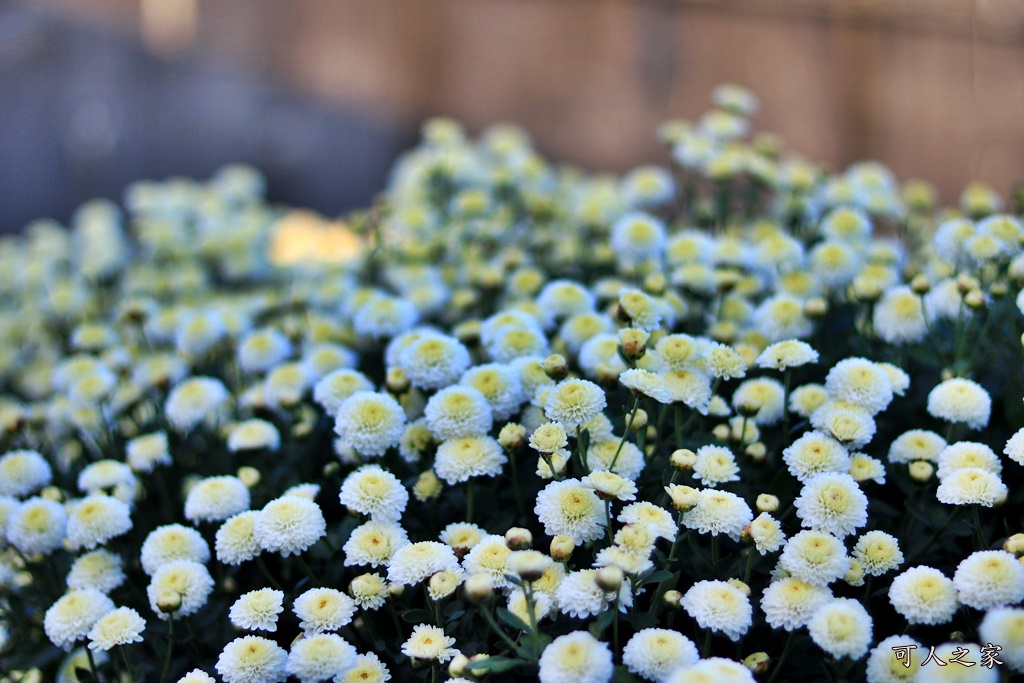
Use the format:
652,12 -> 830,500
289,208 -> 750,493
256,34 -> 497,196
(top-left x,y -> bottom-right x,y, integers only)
640,569 -> 674,586
497,607 -> 532,632
466,656 -> 524,673
401,609 -> 436,624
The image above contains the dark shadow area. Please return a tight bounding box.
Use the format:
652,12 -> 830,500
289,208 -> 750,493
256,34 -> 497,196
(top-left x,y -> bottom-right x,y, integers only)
0,3 -> 411,232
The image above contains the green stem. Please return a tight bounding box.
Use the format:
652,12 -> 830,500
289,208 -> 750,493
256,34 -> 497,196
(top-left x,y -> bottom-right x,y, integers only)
86,646 -> 102,683
972,505 -> 987,550
160,614 -> 174,683
481,603 -> 528,658
782,369 -> 792,450
120,644 -> 136,682
702,628 -> 713,657
294,554 -> 320,586
767,630 -> 796,683
255,555 -> 284,591
710,535 -> 720,576
466,479 -> 475,523
743,549 -> 755,584
609,396 -> 641,470
524,585 -> 541,661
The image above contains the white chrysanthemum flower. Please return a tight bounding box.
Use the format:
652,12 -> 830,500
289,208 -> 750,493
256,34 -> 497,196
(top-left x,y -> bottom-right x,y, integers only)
618,289 -> 663,331
779,530 -> 850,586
353,296 -> 419,339
619,368 -> 672,404
535,479 -> 606,545
343,520 -> 408,568
790,383 -> 828,418
338,653 -> 390,683
44,589 -> 115,651
334,391 -> 406,457
555,569 -> 633,618
286,633 -> 358,683
926,378 -> 991,430
1004,427 -> 1024,465
651,333 -> 703,371
338,465 -> 408,522
507,587 -> 553,626
692,444 -> 740,487
794,472 -> 868,538
215,511 -> 261,565
397,332 -> 472,390
664,657 -> 756,683
177,670 -> 217,683
423,385 -> 492,440
559,312 -> 614,354
888,429 -> 946,463
185,475 -> 250,523
460,363 -> 524,420
216,635 -> 287,683
175,310 -> 227,358
536,280 -> 597,319
538,631 -> 613,683
936,468 -> 1007,507
873,286 -> 927,345
544,378 -> 606,430
230,589 -> 285,632
849,454 -> 887,484
700,343 -> 749,381
810,401 -> 877,448
530,421 -> 570,454
228,419 -> 281,452
936,442 -> 1002,480
912,643 -> 998,683
852,531 -> 903,576
581,471 -> 637,501
66,494 -> 132,551
578,333 -> 627,379
67,549 -> 125,593
888,565 -> 959,624
312,369 -> 374,414
783,431 -> 851,482
463,534 -> 512,589
622,628 -> 699,681
387,541 -> 463,586
434,435 -> 506,484
293,588 -> 357,633
746,512 -> 786,554
141,524 -> 211,575
753,294 -> 813,342
238,328 -> 293,373
760,577 -> 831,631
611,212 -> 666,264
6,497 -> 67,554
681,489 -> 753,541
825,358 -> 893,415
485,324 -> 550,363
87,606 -> 145,651
618,501 -> 676,540
586,439 -> 646,481
401,623 -> 458,663
875,363 -> 910,397
808,598 -> 873,659
349,573 -> 388,610
979,607 -> 1024,671
0,449 -> 52,497
681,580 -> 752,641
164,376 -> 230,432
439,522 -> 486,551
126,432 -> 171,473
953,550 -> 1024,610
865,635 -> 924,683
756,339 -> 819,370
147,560 -> 214,620
254,496 -> 325,557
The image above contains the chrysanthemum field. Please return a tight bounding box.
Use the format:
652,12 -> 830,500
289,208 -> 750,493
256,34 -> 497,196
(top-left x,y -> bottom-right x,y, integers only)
2,85 -> 1024,683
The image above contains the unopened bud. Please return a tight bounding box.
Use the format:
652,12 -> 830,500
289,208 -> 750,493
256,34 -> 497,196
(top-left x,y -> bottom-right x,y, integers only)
671,449 -> 696,471
448,654 -> 471,679
541,354 -> 569,381
322,461 -> 341,478
237,466 -> 260,488
385,367 -> 410,394
465,573 -> 494,604
910,274 -> 931,295
745,442 -> 767,463
728,578 -> 751,596
712,424 -> 731,441
428,570 -> 459,600
388,583 -> 405,599
413,470 -> 443,502
743,652 -> 771,675
737,401 -> 760,418
852,277 -> 883,303
468,654 -> 491,676
550,535 -> 575,563
643,272 -> 667,295
628,409 -> 648,432
665,484 -> 700,511
1003,533 -> 1024,557
756,493 -> 780,513
663,589 -> 683,609
505,527 -> 533,550
156,589 -> 182,614
497,423 -> 528,452
595,566 -> 624,593
596,362 -> 622,387
991,280 -> 1009,297
844,559 -> 865,586
965,289 -> 986,310
508,550 -> 552,583
222,576 -> 238,594
909,461 -> 934,483
956,273 -> 979,294
618,328 -> 649,362
804,297 -> 828,318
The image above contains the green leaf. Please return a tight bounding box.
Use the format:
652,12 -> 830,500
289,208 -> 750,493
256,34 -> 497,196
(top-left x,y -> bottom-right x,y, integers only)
612,666 -> 644,683
640,569 -> 674,586
497,607 -> 532,632
75,668 -> 98,683
466,656 -> 525,674
401,609 -> 436,624
589,608 -> 616,637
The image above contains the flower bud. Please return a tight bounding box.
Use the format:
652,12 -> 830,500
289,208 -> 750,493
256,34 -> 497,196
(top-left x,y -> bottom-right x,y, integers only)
643,272 -> 667,296
851,276 -> 883,303
909,461 -> 934,483
388,583 -> 405,599
745,442 -> 767,463
956,273 -> 979,294
385,367 -> 410,394
670,449 -> 696,471
965,288 -> 986,311
596,362 -> 622,388
465,573 -> 494,604
595,566 -> 624,593
728,578 -> 751,596
40,486 -> 64,502
665,484 -> 700,511
428,570 -> 459,600
157,589 -> 182,614
756,493 -> 779,513
628,409 -> 648,432
322,461 -> 341,478
844,559 -> 865,586
804,297 -> 828,318
237,466 -> 261,488
505,527 -> 533,550
737,401 -> 760,418
448,654 -> 471,679
541,354 -> 569,381
910,274 -> 931,295
497,423 -> 528,452
468,654 -> 491,676
743,652 -> 771,675
1003,533 -> 1024,557
663,589 -> 683,609
508,550 -> 552,583
712,424 -> 731,441
413,470 -> 443,502
550,535 -> 575,563
618,328 -> 649,362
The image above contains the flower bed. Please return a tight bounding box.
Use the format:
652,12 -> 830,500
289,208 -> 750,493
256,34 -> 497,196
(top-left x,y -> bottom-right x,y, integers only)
1,85 -> 1023,683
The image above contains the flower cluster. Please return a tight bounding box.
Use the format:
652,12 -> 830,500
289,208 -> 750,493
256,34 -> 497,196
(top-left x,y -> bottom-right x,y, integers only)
2,84 -> 1024,683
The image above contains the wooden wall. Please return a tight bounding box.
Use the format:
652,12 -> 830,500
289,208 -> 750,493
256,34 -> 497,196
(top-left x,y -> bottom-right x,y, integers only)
36,0 -> 1024,202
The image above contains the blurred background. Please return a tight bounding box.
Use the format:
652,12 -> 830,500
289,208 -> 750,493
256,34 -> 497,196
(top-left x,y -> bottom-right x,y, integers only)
2,0 -> 1024,231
